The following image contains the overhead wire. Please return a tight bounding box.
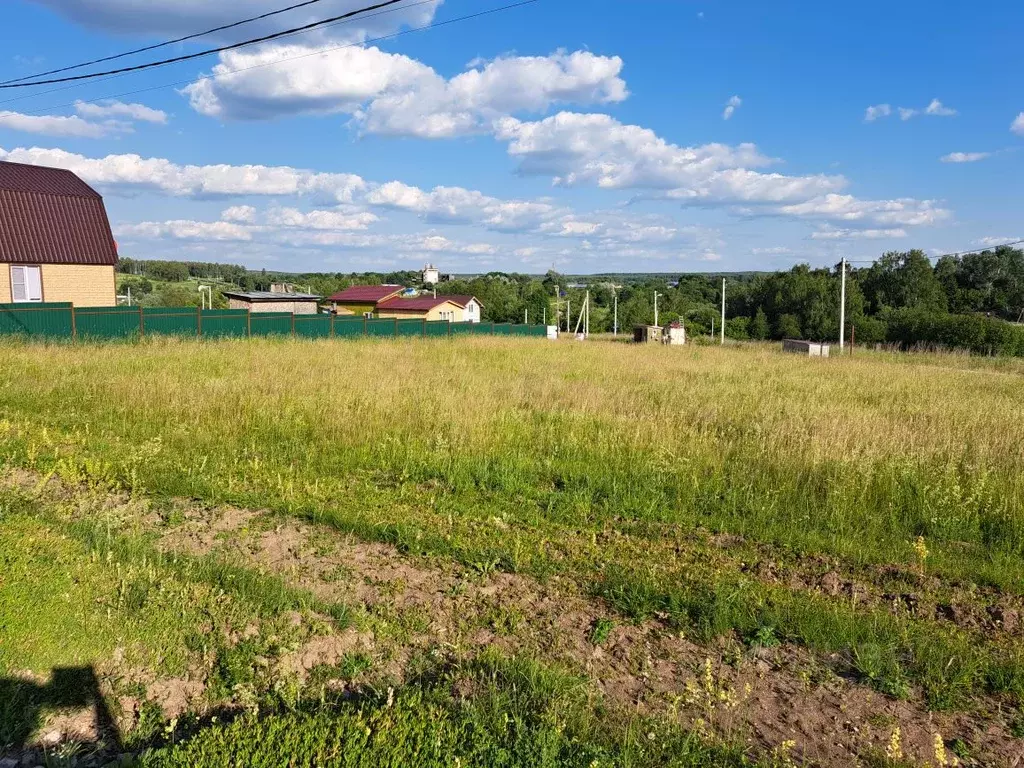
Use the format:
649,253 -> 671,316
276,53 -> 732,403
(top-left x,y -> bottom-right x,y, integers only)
1,0 -> 539,115
0,0 -> 410,89
0,0 -> 334,86
0,0 -> 438,109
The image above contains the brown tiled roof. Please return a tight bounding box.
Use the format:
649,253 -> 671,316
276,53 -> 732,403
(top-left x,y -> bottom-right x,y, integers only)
442,294 -> 483,308
0,160 -> 119,266
327,284 -> 405,303
377,296 -> 461,311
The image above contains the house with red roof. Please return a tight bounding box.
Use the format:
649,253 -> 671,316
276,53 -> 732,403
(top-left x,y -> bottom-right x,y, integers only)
376,295 -> 467,322
0,160 -> 118,307
326,284 -> 405,316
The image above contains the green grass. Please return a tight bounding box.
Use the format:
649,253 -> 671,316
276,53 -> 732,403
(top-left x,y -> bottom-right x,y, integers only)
135,653 -> 763,768
2,336 -> 1024,716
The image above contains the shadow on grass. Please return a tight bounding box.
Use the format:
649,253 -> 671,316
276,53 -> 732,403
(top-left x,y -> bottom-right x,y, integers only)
0,666 -> 121,753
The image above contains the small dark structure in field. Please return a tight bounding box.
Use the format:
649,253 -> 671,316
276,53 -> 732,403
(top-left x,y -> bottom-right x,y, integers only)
634,322 -> 686,345
634,324 -> 663,343
783,339 -> 831,357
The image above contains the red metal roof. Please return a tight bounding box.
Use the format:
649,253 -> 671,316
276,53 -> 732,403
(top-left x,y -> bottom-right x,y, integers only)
377,296 -> 461,311
0,160 -> 119,266
327,284 -> 405,303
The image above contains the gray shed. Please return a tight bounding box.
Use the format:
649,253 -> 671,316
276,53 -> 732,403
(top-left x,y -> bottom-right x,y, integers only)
783,339 -> 831,357
222,291 -> 322,315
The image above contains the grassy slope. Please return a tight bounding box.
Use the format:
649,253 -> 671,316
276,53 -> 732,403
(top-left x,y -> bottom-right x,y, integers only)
1,336 -> 1023,738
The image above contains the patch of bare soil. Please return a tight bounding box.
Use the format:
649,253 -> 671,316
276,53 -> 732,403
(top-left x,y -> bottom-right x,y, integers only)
6,472 -> 1024,766
137,495 -> 1024,766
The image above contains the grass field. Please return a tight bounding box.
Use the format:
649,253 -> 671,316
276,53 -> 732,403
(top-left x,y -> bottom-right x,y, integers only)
2,335 -> 1024,766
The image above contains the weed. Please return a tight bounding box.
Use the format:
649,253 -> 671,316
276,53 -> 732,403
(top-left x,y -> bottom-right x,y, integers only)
588,618 -> 614,646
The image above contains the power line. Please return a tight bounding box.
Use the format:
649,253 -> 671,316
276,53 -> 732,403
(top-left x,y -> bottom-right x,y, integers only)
0,0 -> 409,89
0,0 -> 437,109
0,0 -> 334,86
844,239 -> 1024,266
4,0 -> 538,116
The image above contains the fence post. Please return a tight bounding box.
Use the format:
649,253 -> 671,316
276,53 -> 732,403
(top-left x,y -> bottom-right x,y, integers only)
291,312 -> 296,337
491,321 -> 496,336
362,315 -> 367,337
139,305 -> 144,338
448,320 -> 452,338
330,314 -> 335,338
197,304 -> 202,337
247,309 -> 252,337
70,304 -> 77,339
394,317 -> 399,338
422,318 -> 427,338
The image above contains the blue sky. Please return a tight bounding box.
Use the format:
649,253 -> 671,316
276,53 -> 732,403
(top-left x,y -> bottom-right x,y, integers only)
1,0 -> 1022,274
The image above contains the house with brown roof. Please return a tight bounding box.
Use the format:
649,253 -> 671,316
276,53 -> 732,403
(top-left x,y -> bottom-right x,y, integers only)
0,160 -> 118,307
326,284 -> 405,316
442,294 -> 484,324
376,294 -> 482,322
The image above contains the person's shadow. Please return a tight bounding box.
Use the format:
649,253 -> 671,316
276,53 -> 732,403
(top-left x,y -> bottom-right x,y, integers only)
0,666 -> 121,754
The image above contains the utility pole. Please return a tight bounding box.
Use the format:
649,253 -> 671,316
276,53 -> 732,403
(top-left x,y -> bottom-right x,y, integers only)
839,257 -> 847,352
525,308 -> 528,325
654,291 -> 661,327
566,297 -> 571,333
720,278 -> 726,345
613,290 -> 618,336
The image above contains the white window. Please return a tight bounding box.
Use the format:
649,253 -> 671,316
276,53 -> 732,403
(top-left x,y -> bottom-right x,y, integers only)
10,266 -> 42,303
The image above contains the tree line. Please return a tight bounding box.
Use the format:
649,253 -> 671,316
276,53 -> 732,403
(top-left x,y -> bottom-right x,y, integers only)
116,246 -> 1024,355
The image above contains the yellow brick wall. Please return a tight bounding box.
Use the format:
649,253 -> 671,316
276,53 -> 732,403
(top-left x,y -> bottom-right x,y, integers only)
40,264 -> 116,307
377,301 -> 464,322
0,266 -> 9,303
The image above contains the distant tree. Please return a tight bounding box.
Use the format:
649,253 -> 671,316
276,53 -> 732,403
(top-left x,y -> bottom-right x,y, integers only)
750,308 -> 769,340
775,313 -> 802,339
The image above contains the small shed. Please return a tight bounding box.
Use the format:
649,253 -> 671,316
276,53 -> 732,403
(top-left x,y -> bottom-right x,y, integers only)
783,339 -> 830,357
634,324 -> 663,344
223,291 -> 322,315
663,321 -> 686,346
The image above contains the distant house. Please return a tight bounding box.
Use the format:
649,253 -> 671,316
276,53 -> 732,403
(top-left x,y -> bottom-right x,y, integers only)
326,285 -> 405,316
376,295 -> 470,322
222,290 -> 322,315
0,160 -> 118,307
442,294 -> 484,323
422,264 -> 440,285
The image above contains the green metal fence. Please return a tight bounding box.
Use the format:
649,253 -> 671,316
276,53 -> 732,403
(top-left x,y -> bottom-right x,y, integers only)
0,304 -> 549,344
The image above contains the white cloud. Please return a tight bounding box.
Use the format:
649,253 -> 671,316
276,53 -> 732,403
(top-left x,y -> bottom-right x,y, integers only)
116,220 -> 253,241
366,180 -> 559,232
221,205 -> 256,223
1012,113 -> 1024,136
0,146 -> 366,201
899,98 -> 957,121
974,236 -> 1022,248
777,194 -> 949,227
74,99 -> 168,124
925,98 -> 957,117
722,95 -> 741,120
495,112 -> 777,189
810,226 -> 908,240
940,151 -> 991,163
0,110 -> 123,138
864,104 -> 892,122
184,47 -> 628,137
263,206 -> 378,230
868,99 -> 957,122
32,0 -> 440,43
